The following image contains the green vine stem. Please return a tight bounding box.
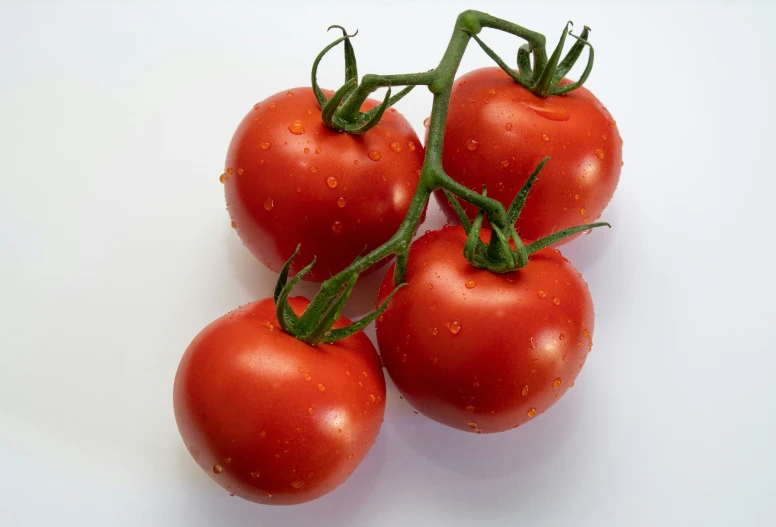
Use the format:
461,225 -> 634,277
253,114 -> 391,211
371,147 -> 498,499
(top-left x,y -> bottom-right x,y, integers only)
274,10 -> 608,345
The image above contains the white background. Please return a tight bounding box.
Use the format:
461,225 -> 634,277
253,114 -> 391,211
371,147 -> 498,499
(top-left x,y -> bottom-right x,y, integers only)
1,1 -> 774,525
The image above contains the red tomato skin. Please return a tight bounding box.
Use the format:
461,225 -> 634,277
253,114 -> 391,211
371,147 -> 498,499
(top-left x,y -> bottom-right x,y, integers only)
173,297 -> 386,505
434,67 -> 621,243
224,87 -> 425,282
375,226 -> 594,433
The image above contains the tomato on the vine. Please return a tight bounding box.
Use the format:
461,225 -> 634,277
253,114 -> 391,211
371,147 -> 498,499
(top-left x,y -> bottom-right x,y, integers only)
435,66 -> 621,243
224,87 -> 425,282
173,297 -> 386,504
375,226 -> 594,434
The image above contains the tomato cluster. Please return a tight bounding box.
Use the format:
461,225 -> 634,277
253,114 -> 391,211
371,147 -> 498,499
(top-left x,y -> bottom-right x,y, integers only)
174,13 -> 620,506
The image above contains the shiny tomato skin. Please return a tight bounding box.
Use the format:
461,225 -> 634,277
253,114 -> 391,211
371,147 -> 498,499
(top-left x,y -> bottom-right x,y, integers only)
375,226 -> 594,434
173,297 -> 386,505
225,87 -> 424,282
434,67 -> 621,243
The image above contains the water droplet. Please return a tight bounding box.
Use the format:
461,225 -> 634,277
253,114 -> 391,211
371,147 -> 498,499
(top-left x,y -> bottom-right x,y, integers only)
236,168 -> 244,176
423,117 -> 430,128
500,160 -> 509,167
559,333 -> 565,340
584,217 -> 590,224
288,120 -> 305,134
537,290 -> 547,299
522,385 -> 529,396
261,142 -> 271,150
431,327 -> 439,336
449,320 -> 461,334
466,405 -> 475,412
554,378 -> 562,388
318,383 -> 325,391
226,167 -> 233,174
575,194 -> 580,200
337,197 -> 347,208
230,221 -> 237,229
253,103 -> 261,110
473,381 -> 480,387
263,321 -> 274,329
219,173 -> 227,184
269,103 -> 276,109
408,141 -> 416,151
213,464 -> 223,474
251,471 -> 260,479
427,283 -> 433,290
263,197 -> 274,211
290,480 -> 305,489
310,166 -> 317,173
326,176 -> 338,188
296,187 -> 301,193
401,354 -> 407,363
527,408 -> 537,418
267,493 -> 272,498
468,422 -> 478,429
466,139 -> 479,151
390,141 -> 402,152
595,148 -> 605,159
348,454 -> 354,459
303,147 -> 310,154
260,430 -> 267,438
303,373 -> 311,381
307,408 -> 313,415
584,329 -> 591,338
505,122 -> 513,131
368,150 -> 382,161
541,133 -> 549,142
621,160 -> 625,167
331,221 -> 342,233
465,280 -> 476,289
610,122 -> 615,128
521,101 -> 570,121
552,297 -> 561,306
225,457 -> 232,464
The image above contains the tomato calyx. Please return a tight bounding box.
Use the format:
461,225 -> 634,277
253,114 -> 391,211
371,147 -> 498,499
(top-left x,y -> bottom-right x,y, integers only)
310,27 -> 421,134
467,22 -> 594,97
443,157 -> 611,273
273,245 -> 406,345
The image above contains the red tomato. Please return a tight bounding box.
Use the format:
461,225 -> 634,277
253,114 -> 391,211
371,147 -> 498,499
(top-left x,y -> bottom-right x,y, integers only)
173,297 -> 386,504
224,87 -> 424,282
435,67 -> 621,243
375,226 -> 594,433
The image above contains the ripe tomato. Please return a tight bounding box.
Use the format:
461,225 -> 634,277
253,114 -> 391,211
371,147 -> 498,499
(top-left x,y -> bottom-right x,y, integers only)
173,297 -> 386,504
435,67 -> 621,243
375,226 -> 594,433
224,87 -> 424,282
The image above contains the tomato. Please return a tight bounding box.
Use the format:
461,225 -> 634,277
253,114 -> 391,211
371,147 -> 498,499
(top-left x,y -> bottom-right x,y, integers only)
375,226 -> 594,433
435,67 -> 621,243
173,297 -> 386,504
224,87 -> 425,282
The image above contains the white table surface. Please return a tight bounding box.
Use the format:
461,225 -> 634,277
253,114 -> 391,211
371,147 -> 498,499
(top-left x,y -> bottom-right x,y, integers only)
1,1 -> 774,525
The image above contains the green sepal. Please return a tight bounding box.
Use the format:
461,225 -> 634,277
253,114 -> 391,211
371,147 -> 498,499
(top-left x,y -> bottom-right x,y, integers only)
321,284 -> 407,343
442,189 -> 472,233
305,274 -> 358,345
505,156 -> 549,226
525,222 -> 611,255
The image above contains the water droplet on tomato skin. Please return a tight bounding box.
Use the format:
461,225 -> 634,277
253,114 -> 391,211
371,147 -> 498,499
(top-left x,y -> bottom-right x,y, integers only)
465,280 -> 476,289
263,321 -> 274,329
288,120 -> 305,134
428,283 -> 433,290
423,117 -> 430,128
584,329 -> 591,339
559,333 -> 565,340
541,133 -> 549,142
213,464 -> 223,474
263,197 -> 274,211
553,297 -> 561,306
318,383 -> 326,391
466,139 -> 479,151
500,160 -> 509,167
250,471 -> 260,479
408,141 -> 416,151
368,150 -> 382,161
303,373 -> 311,381
315,147 -> 322,154
537,290 -> 547,299
390,141 -> 402,152
348,454 -> 355,460
236,168 -> 244,175
554,378 -> 562,388
527,408 -> 537,418
505,122 -> 513,131
337,197 -> 347,208
310,166 -> 317,173
219,173 -> 227,184
331,221 -> 342,233
303,147 -> 310,154
468,422 -> 478,429
326,176 -> 338,188
269,103 -> 276,109
522,385 -> 529,396
449,320 -> 462,334
307,408 -> 313,415
466,405 -> 475,412
431,327 -> 439,336
261,142 -> 271,150
595,148 -> 605,159
230,221 -> 237,229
